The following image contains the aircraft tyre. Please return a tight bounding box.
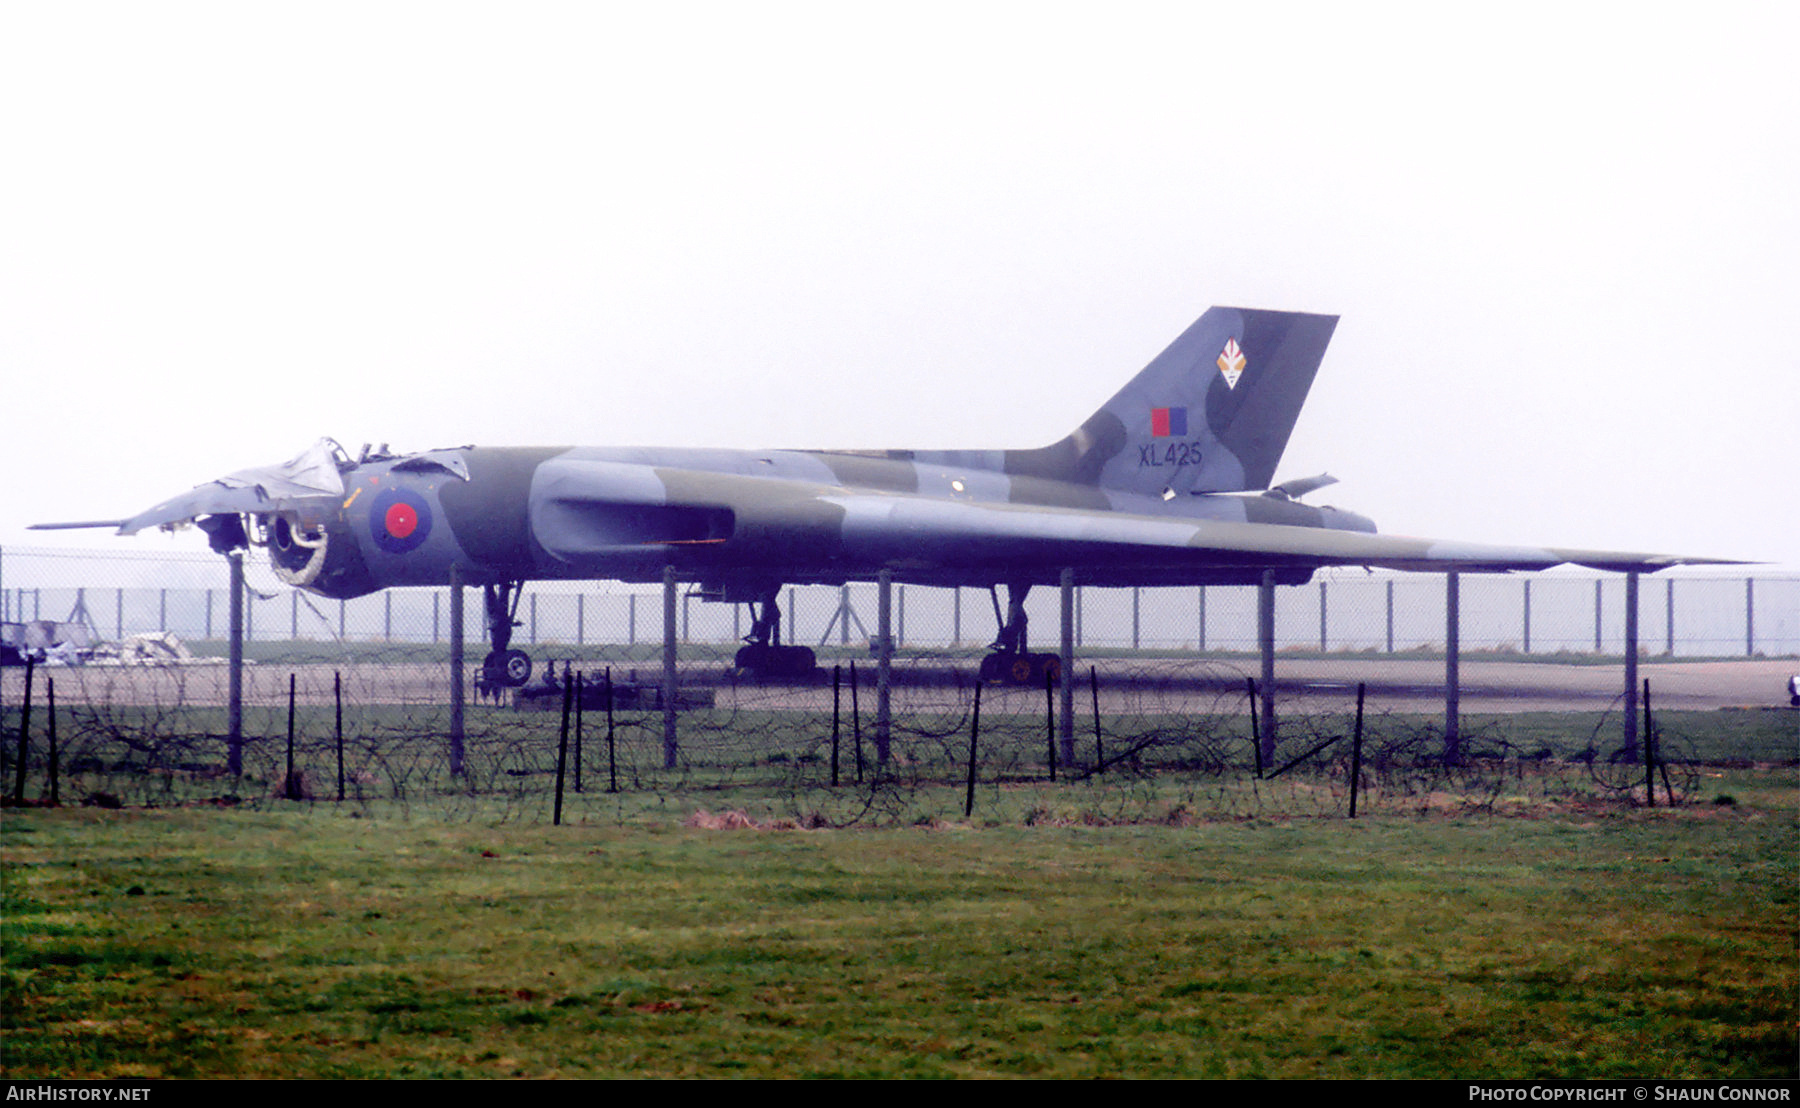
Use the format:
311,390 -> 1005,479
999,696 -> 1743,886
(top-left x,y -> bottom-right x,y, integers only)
977,652 -> 1004,683
734,644 -> 817,679
483,649 -> 533,688
980,651 -> 1060,686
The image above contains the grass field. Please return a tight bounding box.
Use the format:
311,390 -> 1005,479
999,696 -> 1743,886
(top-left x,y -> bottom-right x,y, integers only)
3,744 -> 1795,1078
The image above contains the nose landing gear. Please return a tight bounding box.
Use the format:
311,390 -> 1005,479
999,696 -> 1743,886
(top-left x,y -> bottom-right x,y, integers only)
476,581 -> 533,700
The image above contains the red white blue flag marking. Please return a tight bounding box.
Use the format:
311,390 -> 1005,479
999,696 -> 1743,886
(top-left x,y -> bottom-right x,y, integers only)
370,487 -> 432,554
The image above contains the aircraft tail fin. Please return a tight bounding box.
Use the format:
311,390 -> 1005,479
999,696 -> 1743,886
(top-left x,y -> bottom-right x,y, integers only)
1006,307 -> 1338,496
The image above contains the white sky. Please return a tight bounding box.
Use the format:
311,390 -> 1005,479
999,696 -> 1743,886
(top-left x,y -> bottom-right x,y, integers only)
3,2 -> 1796,570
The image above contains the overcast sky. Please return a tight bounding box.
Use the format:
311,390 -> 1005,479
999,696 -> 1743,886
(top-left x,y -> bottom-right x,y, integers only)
3,2 -> 1796,572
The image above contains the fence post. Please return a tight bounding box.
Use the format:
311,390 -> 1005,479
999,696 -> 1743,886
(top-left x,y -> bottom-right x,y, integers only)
228,551 -> 244,776
1622,571 -> 1640,758
335,671 -> 345,801
1076,585 -> 1084,648
1318,580 -> 1327,652
662,566 -> 678,769
1665,578 -> 1675,656
1522,577 -> 1532,655
1445,570 -> 1461,763
284,673 -> 299,801
965,683 -> 982,818
554,666 -> 572,826
1746,578 -> 1755,656
1059,568 -> 1076,766
449,568 -> 465,777
875,570 -> 892,765
1197,585 -> 1206,651
1259,570 -> 1277,759
1382,575 -> 1396,654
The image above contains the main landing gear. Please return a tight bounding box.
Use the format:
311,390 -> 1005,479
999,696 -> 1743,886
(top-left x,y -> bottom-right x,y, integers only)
476,581 -> 532,700
978,583 -> 1060,686
733,588 -> 816,678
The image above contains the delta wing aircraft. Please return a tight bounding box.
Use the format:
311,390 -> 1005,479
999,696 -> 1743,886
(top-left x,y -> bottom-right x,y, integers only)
36,307 -> 1720,688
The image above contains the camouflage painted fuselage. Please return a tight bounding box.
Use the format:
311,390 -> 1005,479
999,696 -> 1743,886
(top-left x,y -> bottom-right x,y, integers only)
70,307 -> 1714,601
288,442 -> 1379,600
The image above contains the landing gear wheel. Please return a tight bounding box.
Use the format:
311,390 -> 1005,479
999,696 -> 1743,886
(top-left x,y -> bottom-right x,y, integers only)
978,652 -> 1006,684
483,649 -> 533,689
734,644 -> 817,679
981,651 -> 1061,686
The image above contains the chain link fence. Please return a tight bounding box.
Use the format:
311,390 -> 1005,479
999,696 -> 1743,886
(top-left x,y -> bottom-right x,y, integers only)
4,544 -> 1795,824
6,546 -> 1794,658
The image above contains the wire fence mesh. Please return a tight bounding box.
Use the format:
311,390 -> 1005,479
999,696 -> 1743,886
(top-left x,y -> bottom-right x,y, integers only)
6,546 -> 1795,657
3,544 -> 1795,825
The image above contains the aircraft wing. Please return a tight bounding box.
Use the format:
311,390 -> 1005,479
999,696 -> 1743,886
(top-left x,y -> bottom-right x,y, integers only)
30,483 -> 311,536
825,494 -> 1729,582
31,439 -> 349,537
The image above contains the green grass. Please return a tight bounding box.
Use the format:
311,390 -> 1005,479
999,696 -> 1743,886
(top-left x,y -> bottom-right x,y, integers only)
3,775 -> 1795,1079
3,696 -> 1794,1077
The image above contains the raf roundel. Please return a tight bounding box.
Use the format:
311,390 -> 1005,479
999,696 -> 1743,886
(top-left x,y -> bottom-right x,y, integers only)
370,487 -> 433,554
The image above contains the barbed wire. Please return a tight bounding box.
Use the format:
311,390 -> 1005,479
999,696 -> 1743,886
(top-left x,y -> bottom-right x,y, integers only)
4,547 -> 1790,823
2,654 -> 1743,827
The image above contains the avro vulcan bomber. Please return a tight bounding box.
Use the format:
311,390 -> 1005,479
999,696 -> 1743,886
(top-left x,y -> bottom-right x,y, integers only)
36,307 -> 1720,688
